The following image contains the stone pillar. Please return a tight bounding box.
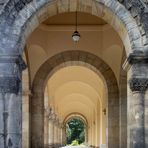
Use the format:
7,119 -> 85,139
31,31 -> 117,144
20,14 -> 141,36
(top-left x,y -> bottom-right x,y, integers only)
57,124 -> 60,147
48,110 -> 54,148
62,125 -> 66,146
60,126 -> 63,146
44,108 -> 50,148
59,124 -> 63,147
44,87 -> 50,147
22,65 -> 30,148
125,52 -> 148,148
52,114 -> 59,148
58,123 -> 63,147
84,126 -> 88,145
22,90 -> 30,148
0,55 -> 26,148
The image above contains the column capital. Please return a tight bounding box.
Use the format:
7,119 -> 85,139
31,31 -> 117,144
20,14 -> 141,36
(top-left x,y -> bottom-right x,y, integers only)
49,111 -> 57,121
44,107 -> 51,118
129,77 -> 148,92
55,118 -> 60,126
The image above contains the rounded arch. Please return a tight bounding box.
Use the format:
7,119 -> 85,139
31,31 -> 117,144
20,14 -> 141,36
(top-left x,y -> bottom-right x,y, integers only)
31,50 -> 119,148
64,113 -> 88,145
64,113 -> 88,127
0,0 -> 143,55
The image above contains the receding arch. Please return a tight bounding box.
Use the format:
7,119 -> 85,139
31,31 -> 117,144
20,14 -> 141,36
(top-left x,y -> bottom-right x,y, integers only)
31,50 -> 119,148
64,113 -> 88,126
64,113 -> 88,145
0,0 -> 143,55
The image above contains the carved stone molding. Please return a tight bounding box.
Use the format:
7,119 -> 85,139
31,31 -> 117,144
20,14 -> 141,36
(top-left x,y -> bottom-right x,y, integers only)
123,51 -> 148,70
0,55 -> 27,71
129,77 -> 148,91
49,111 -> 57,121
128,51 -> 148,64
44,107 -> 51,117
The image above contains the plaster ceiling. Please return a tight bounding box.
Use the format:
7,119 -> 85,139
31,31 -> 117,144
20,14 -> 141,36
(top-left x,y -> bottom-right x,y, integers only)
47,66 -> 106,121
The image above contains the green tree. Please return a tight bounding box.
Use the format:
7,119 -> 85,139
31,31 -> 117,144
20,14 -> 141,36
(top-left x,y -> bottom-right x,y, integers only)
66,118 -> 85,144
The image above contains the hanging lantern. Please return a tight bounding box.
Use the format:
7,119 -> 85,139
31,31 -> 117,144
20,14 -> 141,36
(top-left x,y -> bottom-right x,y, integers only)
72,11 -> 81,42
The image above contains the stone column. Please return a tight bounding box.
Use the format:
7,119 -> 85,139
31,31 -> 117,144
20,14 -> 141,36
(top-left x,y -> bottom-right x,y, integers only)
62,125 -> 66,146
84,126 -> 88,145
54,117 -> 61,148
0,55 -> 26,148
57,124 -> 60,147
44,87 -> 50,147
22,64 -> 30,148
44,108 -> 50,148
22,90 -> 30,148
59,124 -> 63,147
60,126 -> 62,146
125,52 -> 148,148
58,123 -> 63,147
48,109 -> 54,148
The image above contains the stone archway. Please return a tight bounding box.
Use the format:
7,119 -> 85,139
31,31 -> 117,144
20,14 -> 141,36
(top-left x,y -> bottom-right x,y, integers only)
0,1 -> 147,148
0,0 -> 144,56
31,50 -> 119,148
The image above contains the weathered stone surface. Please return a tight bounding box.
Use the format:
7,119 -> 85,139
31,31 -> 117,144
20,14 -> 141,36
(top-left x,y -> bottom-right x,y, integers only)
0,93 -> 22,148
129,78 -> 148,91
127,53 -> 148,148
0,55 -> 26,94
118,0 -> 148,41
0,55 -> 26,148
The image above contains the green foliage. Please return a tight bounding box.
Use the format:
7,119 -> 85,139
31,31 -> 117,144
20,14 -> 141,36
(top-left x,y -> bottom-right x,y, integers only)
79,131 -> 85,142
66,118 -> 85,145
71,140 -> 79,146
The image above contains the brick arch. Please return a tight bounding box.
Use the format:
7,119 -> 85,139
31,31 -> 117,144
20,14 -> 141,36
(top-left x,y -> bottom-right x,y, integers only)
0,0 -> 144,55
31,50 -> 119,148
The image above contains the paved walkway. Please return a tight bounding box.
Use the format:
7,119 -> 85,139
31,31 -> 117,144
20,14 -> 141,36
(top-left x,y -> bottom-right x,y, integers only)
62,146 -> 89,148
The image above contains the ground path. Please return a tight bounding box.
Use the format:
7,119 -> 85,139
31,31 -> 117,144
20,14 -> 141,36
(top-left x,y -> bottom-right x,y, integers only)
61,146 -> 90,148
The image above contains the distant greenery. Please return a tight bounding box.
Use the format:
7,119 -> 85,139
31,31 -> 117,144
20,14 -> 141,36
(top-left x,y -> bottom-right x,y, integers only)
66,118 -> 85,145
71,140 -> 79,146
